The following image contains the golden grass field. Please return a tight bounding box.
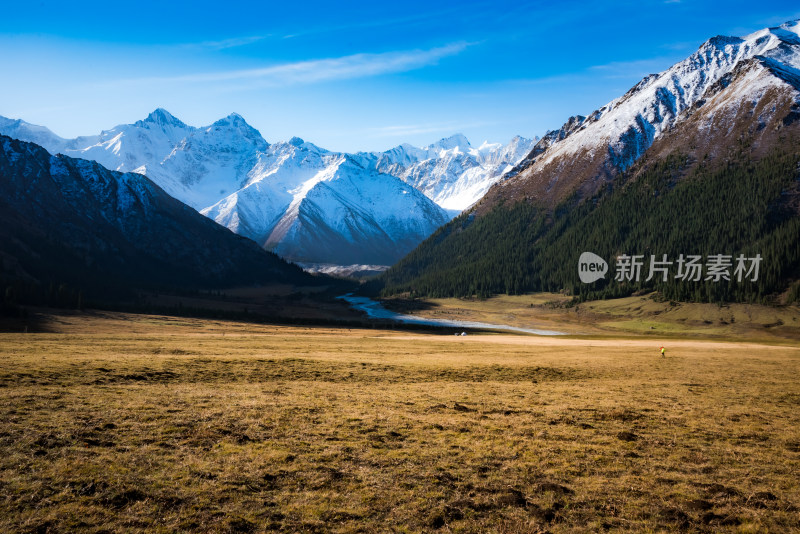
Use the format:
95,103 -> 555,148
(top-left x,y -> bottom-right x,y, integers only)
1,308 -> 799,532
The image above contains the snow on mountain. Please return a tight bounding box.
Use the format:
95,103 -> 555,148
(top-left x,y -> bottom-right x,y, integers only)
0,109 -> 529,265
497,20 -> 800,206
0,108 -> 264,209
201,138 -> 341,243
156,112 -> 268,208
354,134 -> 537,210
268,156 -> 449,264
0,116 -> 66,152
202,141 -> 449,265
199,138 -> 330,243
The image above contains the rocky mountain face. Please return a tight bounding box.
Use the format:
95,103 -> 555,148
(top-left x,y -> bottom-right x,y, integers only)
376,20 -> 800,303
0,112 -> 531,266
0,134 -> 314,299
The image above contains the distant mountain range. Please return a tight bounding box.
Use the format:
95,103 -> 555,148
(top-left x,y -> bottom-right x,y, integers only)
352,133 -> 535,210
0,112 -> 534,266
0,134 -> 316,303
377,20 -> 800,303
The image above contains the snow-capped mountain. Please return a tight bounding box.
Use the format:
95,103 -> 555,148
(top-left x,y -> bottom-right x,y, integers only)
490,19 -> 800,208
0,109 -> 265,210
0,111 -> 450,265
0,116 -> 66,151
354,134 -> 536,211
202,139 -> 450,264
0,110 -> 530,266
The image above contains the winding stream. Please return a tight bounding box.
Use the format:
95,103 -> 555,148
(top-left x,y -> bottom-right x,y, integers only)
338,294 -> 564,336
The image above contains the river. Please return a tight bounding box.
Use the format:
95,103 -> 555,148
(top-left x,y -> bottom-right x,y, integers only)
338,294 -> 564,336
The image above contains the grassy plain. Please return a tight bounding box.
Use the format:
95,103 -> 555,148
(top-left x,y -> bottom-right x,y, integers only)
1,310 -> 799,532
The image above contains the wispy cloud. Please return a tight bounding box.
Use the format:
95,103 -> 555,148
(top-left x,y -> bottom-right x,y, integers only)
102,43 -> 470,88
188,35 -> 271,51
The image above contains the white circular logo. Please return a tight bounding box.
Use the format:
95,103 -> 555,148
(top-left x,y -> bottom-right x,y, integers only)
578,252 -> 608,283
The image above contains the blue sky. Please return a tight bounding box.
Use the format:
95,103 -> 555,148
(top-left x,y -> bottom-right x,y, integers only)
1,1 -> 799,152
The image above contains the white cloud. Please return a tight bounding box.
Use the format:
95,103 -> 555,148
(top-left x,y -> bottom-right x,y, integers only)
105,43 -> 470,88
190,35 -> 271,51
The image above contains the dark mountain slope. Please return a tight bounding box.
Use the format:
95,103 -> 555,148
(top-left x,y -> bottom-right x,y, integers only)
0,135 -> 316,303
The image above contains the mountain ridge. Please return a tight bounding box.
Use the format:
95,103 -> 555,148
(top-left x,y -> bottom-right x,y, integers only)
477,20 -> 800,213
0,112 -> 534,266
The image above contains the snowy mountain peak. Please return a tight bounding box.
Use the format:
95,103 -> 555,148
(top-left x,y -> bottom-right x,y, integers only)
352,133 -> 538,211
207,112 -> 267,146
137,108 -> 187,129
0,116 -> 65,151
748,19 -> 800,44
275,136 -> 327,155
504,135 -> 537,153
0,116 -> 22,129
706,34 -> 746,49
0,109 -> 534,266
477,140 -> 502,152
211,112 -> 252,129
428,133 -> 471,151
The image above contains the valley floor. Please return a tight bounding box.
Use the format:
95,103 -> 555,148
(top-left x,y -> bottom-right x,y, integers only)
381,293 -> 800,342
1,311 -> 799,532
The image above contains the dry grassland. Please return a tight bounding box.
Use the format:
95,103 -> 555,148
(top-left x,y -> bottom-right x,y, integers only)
1,310 -> 799,532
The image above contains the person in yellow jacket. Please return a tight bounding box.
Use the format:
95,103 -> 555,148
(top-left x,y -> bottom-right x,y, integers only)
660,346 -> 666,358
